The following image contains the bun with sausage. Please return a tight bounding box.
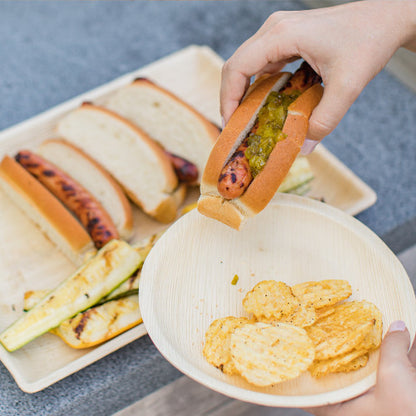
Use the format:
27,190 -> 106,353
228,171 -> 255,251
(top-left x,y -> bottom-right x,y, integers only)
15,150 -> 119,249
0,155 -> 95,264
105,77 -> 220,184
198,62 -> 324,230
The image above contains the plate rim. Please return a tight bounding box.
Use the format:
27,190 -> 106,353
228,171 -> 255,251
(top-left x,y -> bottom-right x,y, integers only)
139,193 -> 415,407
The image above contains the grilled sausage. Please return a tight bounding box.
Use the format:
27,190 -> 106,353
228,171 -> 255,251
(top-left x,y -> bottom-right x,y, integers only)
217,141 -> 252,199
16,150 -> 119,248
165,151 -> 199,184
217,62 -> 322,200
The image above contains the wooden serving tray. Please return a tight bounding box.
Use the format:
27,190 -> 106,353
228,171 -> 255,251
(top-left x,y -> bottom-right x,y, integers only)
0,45 -> 376,393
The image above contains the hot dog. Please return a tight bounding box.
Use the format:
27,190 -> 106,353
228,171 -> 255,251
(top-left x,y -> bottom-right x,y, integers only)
105,77 -> 220,185
198,62 -> 324,230
15,150 -> 119,248
165,151 -> 199,184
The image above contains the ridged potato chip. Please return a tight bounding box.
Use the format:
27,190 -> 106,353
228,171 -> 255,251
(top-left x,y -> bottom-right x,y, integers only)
336,353 -> 369,373
258,301 -> 316,328
230,322 -> 315,386
309,349 -> 369,378
361,306 -> 383,351
242,280 -> 298,320
292,280 -> 352,309
203,316 -> 251,375
306,301 -> 381,360
315,305 -> 336,321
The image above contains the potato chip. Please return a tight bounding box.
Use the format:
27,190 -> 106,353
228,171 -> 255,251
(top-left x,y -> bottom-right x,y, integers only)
315,305 -> 336,321
257,301 -> 316,328
337,353 -> 369,373
306,301 -> 381,360
361,307 -> 383,351
309,349 -> 368,378
242,280 -> 298,320
291,280 -> 352,309
230,322 -> 315,386
203,316 -> 251,375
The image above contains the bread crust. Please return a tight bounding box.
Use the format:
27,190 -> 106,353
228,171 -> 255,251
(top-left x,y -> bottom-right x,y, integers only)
198,76 -> 323,230
38,139 -> 133,239
0,155 -> 94,263
200,73 -> 290,190
57,103 -> 180,223
16,150 -> 119,249
132,78 -> 220,142
81,103 -> 179,193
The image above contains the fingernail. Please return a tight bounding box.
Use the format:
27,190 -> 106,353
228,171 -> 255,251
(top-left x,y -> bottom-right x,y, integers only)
221,117 -> 225,130
300,138 -> 319,155
388,320 -> 406,332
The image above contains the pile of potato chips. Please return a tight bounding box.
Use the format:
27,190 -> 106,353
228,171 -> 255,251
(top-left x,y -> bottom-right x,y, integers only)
203,279 -> 382,386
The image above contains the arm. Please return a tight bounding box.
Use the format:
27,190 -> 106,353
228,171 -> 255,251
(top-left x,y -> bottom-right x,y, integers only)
220,1 -> 416,151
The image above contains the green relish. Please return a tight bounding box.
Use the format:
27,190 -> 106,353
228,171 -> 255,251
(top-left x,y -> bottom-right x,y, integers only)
245,91 -> 300,177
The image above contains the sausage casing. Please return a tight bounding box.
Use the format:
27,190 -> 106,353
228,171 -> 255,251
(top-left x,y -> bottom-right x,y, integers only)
165,151 -> 199,184
16,150 -> 119,248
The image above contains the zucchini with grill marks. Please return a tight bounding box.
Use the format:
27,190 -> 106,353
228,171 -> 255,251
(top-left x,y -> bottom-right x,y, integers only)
277,157 -> 314,194
0,239 -> 142,351
51,295 -> 142,348
23,270 -> 140,311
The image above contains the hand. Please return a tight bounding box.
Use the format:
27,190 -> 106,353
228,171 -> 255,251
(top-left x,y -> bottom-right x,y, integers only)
220,1 -> 416,152
306,321 -> 416,416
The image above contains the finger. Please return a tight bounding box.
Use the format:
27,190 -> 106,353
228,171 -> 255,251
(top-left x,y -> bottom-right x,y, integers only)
379,321 -> 410,371
254,62 -> 288,80
220,31 -> 299,123
254,57 -> 301,80
300,138 -> 320,155
220,68 -> 250,126
408,332 -> 416,366
306,70 -> 364,141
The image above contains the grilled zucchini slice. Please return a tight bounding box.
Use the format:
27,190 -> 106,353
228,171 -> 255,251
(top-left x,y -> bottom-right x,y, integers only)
277,156 -> 314,194
0,239 -> 142,351
51,295 -> 141,348
23,270 -> 141,312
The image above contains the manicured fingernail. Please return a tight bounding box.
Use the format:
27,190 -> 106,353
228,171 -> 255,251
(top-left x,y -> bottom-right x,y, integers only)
388,320 -> 406,332
221,117 -> 225,130
300,138 -> 319,155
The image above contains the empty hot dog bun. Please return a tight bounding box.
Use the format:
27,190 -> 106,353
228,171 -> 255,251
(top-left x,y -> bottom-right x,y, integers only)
37,139 -> 133,240
198,66 -> 323,230
56,103 -> 182,223
0,155 -> 94,264
105,78 -> 220,184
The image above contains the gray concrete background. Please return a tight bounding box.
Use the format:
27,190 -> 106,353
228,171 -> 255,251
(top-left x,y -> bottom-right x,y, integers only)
0,1 -> 415,415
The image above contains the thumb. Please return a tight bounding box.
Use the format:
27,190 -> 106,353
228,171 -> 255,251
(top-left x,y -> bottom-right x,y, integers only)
305,70 -> 365,143
378,321 -> 410,370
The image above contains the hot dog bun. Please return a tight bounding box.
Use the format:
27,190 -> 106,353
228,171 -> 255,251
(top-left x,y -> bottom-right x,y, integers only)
56,103 -> 181,223
37,139 -> 134,240
16,150 -> 119,249
105,78 -> 220,183
0,155 -> 94,264
198,72 -> 323,230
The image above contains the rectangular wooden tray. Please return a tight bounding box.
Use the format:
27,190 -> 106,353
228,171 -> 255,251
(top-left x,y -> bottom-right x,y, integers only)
0,45 -> 376,393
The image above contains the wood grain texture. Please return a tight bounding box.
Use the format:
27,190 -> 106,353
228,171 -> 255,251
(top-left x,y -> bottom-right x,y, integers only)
139,194 -> 416,407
